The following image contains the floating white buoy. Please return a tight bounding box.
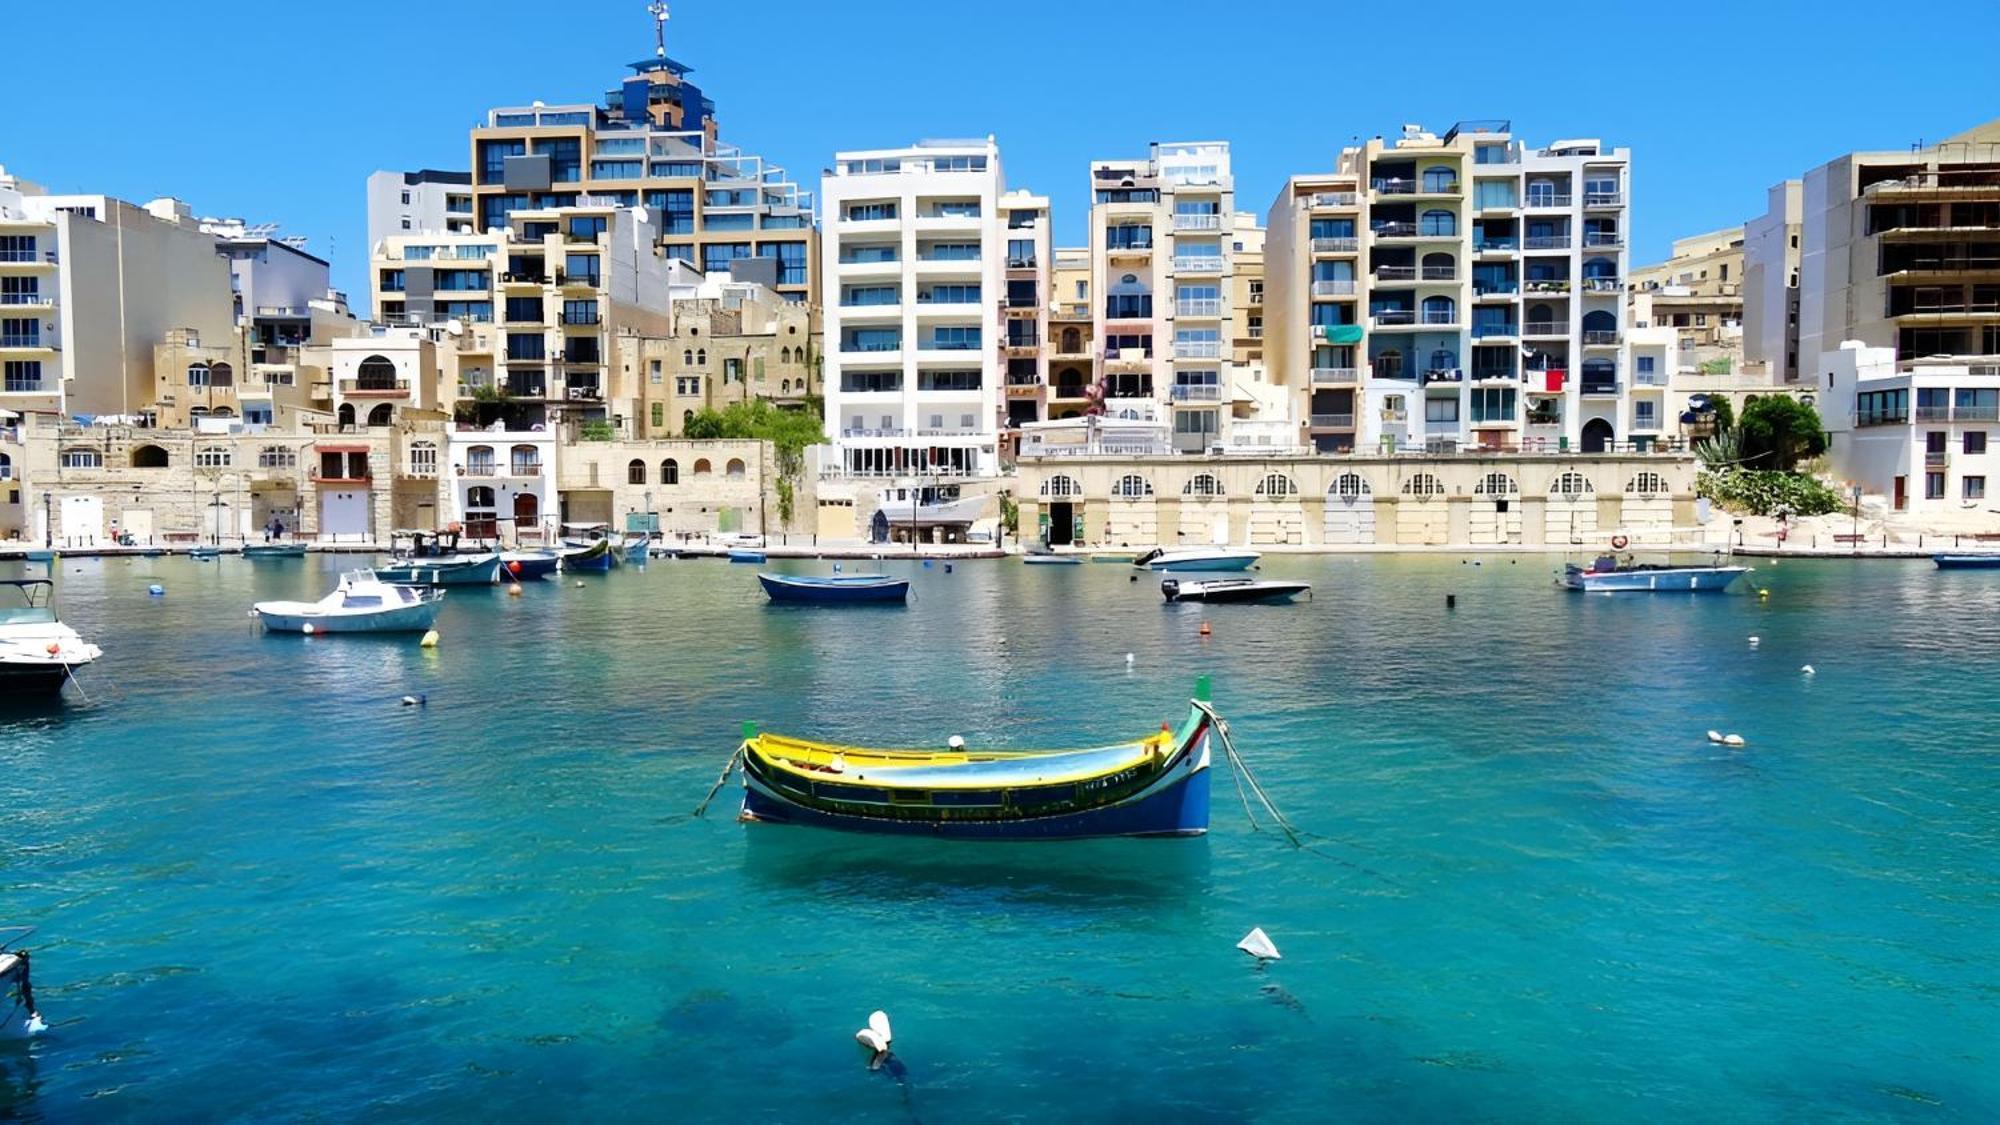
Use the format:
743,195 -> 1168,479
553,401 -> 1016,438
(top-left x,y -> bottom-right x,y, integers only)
419,629 -> 440,648
24,1013 -> 45,1036
1125,652 -> 1135,665
301,622 -> 315,635
1237,927 -> 1281,961
574,580 -> 585,588
855,1009 -> 892,1066
148,584 -> 165,597
947,735 -> 966,751
1723,734 -> 1746,747
507,583 -> 523,597
1800,665 -> 1815,676
1707,730 -> 1725,744
1748,636 -> 1760,647
401,695 -> 419,707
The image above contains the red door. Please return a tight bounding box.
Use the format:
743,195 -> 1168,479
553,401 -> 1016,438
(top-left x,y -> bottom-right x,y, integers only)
1893,475 -> 1907,511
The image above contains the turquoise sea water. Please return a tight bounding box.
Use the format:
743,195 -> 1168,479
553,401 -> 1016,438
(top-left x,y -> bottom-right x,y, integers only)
2,552 -> 1997,1121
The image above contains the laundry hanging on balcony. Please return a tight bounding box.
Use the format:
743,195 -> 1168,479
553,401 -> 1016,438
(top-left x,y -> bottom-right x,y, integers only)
1320,325 -> 1364,345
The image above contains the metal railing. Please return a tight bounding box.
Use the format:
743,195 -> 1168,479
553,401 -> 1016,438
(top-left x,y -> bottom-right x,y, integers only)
1374,266 -> 1416,282
1173,214 -> 1223,231
1311,280 -> 1357,298
1311,367 -> 1358,384
1524,235 -> 1572,250
1583,232 -> 1624,248
1926,450 -> 1949,467
1474,282 -> 1519,296
1476,240 -> 1520,253
1310,192 -> 1359,208
1420,310 -> 1458,325
339,378 -> 411,394
1373,310 -> 1416,326
1470,325 -> 1518,339
1177,298 -> 1223,316
1173,341 -> 1222,359
1584,192 -> 1624,206
1580,381 -> 1620,396
1170,385 -> 1222,401
1421,266 -> 1458,281
1582,330 -> 1620,345
1312,237 -> 1359,253
1309,413 -> 1356,428
1526,193 -> 1574,208
1372,223 -> 1418,238
1172,256 -> 1224,273
1471,367 -> 1518,381
1580,278 -> 1621,293
1523,320 -> 1570,335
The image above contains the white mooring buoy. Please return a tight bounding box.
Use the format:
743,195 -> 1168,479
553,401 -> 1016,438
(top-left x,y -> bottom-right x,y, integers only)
1237,927 -> 1281,961
854,1009 -> 893,1068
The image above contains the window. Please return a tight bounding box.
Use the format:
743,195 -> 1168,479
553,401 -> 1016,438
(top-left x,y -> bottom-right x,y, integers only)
1635,400 -> 1657,428
628,459 -> 647,485
726,459 -> 747,479
1967,432 -> 1988,455
1475,472 -> 1518,496
0,235 -> 39,262
409,441 -> 437,476
1040,474 -> 1082,499
693,458 -> 712,476
1424,398 -> 1459,423
188,362 -> 211,387
1402,473 -> 1445,497
1332,473 -> 1370,498
195,446 -> 232,468
662,459 -> 680,484
60,448 -> 103,469
651,402 -> 665,428
258,445 -> 296,469
650,359 -> 663,383
1925,472 -> 1946,500
1183,473 -> 1224,497
724,358 -> 742,383
1552,471 -> 1594,499
1628,471 -> 1668,495
846,202 -> 897,222
1255,473 -> 1297,499
0,318 -> 38,348
1636,356 -> 1655,374
1112,474 -> 1154,499
1966,476 -> 1987,500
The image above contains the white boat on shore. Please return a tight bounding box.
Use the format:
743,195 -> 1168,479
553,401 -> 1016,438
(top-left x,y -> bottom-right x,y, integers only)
0,579 -> 101,697
252,570 -> 446,634
1132,547 -> 1262,572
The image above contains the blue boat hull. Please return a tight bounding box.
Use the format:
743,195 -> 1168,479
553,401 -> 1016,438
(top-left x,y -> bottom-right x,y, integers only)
375,557 -> 501,586
501,553 -> 561,580
743,765 -> 1210,840
1934,554 -> 2000,569
759,574 -> 908,603
564,549 -> 614,572
728,550 -> 767,564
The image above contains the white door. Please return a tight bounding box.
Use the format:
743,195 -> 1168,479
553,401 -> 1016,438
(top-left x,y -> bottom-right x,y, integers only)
1323,495 -> 1376,545
59,495 -> 103,547
319,490 -> 370,542
122,508 -> 154,543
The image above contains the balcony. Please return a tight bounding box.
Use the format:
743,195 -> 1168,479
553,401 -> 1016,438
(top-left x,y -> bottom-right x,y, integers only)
1373,178 -> 1418,196
1311,280 -> 1357,298
1172,256 -> 1225,275
563,384 -> 601,402
1524,235 -> 1572,251
919,338 -> 985,353
1956,405 -> 2000,421
1374,266 -> 1417,283
560,311 -> 600,326
1372,310 -> 1416,328
841,339 -> 903,354
1105,242 -> 1153,261
1176,298 -> 1223,317
1526,194 -> 1575,209
1310,367 -> 1358,385
1584,191 -> 1625,208
1372,222 -> 1418,239
1522,320 -> 1570,336
1309,192 -> 1359,208
504,377 -> 547,398
1170,384 -> 1223,402
1050,383 -> 1092,401
1470,324 -> 1519,339
1423,369 -> 1464,385
841,426 -> 909,439
1419,310 -> 1459,326
1103,350 -> 1152,372
1312,237 -> 1360,254
1524,279 -> 1573,295
1473,282 -> 1518,299
1308,413 -> 1356,429
1001,336 -> 1038,354
1580,381 -> 1620,397
340,378 -> 411,397
1926,449 -> 1950,467
0,292 -> 53,308
1582,330 -> 1621,346
0,249 -> 59,270
1583,232 -> 1625,249
1471,366 -> 1518,382
1633,371 -> 1667,387
1173,340 -> 1222,360
1580,278 -> 1622,294
1475,240 -> 1520,254
1420,266 -> 1458,281
1173,214 -> 1223,232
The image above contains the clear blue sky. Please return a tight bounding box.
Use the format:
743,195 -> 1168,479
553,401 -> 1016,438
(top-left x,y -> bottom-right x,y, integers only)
7,0 -> 1996,309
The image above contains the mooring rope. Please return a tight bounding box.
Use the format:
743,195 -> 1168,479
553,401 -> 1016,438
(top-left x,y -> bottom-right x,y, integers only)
693,744 -> 746,818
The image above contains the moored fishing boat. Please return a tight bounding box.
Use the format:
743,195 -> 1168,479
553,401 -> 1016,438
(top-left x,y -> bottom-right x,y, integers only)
242,543 -> 308,560
1022,553 -> 1081,566
1559,551 -> 1751,592
728,549 -> 767,564
500,549 -> 562,581
0,579 -> 101,696
1,927 -> 46,1040
252,570 -> 446,634
1933,553 -> 2000,569
1132,546 -> 1261,572
617,534 -> 651,564
377,529 -> 500,586
559,540 -> 615,572
731,682 -> 1217,839
1161,578 -> 1311,604
759,573 -> 909,604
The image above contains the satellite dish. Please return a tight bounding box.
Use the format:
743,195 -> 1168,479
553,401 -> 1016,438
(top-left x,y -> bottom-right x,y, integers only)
445,319 -> 464,336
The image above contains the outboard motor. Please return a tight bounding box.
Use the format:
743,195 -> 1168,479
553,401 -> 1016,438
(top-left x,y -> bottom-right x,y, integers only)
1161,578 -> 1181,601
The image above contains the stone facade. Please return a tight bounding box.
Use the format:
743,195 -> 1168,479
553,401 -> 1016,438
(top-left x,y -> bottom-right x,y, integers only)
620,292 -> 818,439
555,438 -> 791,537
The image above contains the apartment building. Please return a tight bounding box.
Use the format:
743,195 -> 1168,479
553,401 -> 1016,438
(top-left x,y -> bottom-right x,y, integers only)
1826,342 -> 1999,513
365,170 -> 476,250
1231,214 -> 1266,372
1047,247 -> 1094,419
620,274 -> 818,438
1266,122 -> 1642,454
1746,119 -> 2000,383
1629,226 -> 1745,373
1088,141 -> 1239,454
1743,181 -> 1803,381
998,190 -> 1052,445
0,167 -> 236,419
820,138 -> 1007,479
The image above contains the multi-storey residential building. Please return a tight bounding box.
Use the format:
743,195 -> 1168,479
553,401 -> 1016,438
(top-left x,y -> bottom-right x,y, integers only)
821,138 -> 1006,479
1047,247 -> 1094,420
998,191 -> 1051,446
1744,119 -> 2000,385
620,273 -> 818,438
1629,227 -> 1745,373
1826,342 -> 1999,513
1743,180 -> 1803,381
1231,213 -> 1265,372
365,170 -> 476,250
1267,122 -> 1643,454
0,167 -> 236,419
460,27 -> 815,305
1088,141 -> 1238,454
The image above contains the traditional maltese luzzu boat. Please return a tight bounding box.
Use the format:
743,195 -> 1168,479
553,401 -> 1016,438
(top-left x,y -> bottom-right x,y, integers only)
734,683 -> 1217,839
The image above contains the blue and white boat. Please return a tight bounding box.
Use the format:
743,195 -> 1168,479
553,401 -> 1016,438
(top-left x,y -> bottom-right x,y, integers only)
500,550 -> 562,581
1560,552 -> 1752,592
252,570 -> 446,634
1132,547 -> 1261,572
1933,553 -> 2000,569
377,530 -> 500,586
728,549 -> 768,564
759,573 -> 909,604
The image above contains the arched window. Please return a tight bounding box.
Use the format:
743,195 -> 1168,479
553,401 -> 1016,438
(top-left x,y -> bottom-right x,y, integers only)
1256,472 -> 1297,499
693,458 -> 712,476
1040,474 -> 1081,499
208,362 -> 234,388
1581,309 -> 1617,336
60,448 -> 102,469
1422,166 -> 1457,193
1627,471 -> 1669,496
209,406 -> 235,419
779,347 -> 791,364
1183,473 -> 1224,498
366,403 -> 394,427
1421,251 -> 1454,278
356,354 -> 397,390
683,410 -> 693,429
0,452 -> 9,481
1061,327 -> 1082,354
780,379 -> 790,393
336,403 -> 356,428
258,445 -> 295,469
466,485 -> 496,508
1582,257 -> 1617,281
130,444 -> 170,468
1428,348 -> 1458,373
464,445 -> 495,474
1112,473 -> 1153,499
1419,209 -> 1457,237
1421,295 -> 1456,325
695,348 -> 706,365
509,445 -> 539,476
683,349 -> 694,366
627,459 -> 648,484
1402,473 -> 1445,497
661,458 -> 679,484
1475,472 -> 1518,496
1552,471 -> 1595,500
1374,349 -> 1403,380
726,458 -> 746,479
1331,472 -> 1371,498
187,362 -> 211,387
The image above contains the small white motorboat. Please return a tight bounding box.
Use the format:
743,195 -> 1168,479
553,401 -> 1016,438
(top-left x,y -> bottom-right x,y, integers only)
252,570 -> 446,634
1131,546 -> 1262,572
1160,578 -> 1311,604
0,578 -> 101,697
1,927 -> 45,1040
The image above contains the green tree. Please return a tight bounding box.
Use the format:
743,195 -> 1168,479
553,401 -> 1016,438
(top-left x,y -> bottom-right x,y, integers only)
1738,397 -> 1827,470
1708,395 -> 1735,435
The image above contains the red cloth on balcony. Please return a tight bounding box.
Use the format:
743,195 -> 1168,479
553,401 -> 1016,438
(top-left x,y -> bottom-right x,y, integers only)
1544,369 -> 1566,393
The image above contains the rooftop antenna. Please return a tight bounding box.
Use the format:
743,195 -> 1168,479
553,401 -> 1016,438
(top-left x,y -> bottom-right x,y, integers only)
648,1 -> 669,59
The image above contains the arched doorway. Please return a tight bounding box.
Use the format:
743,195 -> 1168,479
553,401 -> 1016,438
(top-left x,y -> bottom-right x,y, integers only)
366,403 -> 394,427
337,403 -> 356,429
513,492 -> 539,539
1581,417 -> 1615,453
